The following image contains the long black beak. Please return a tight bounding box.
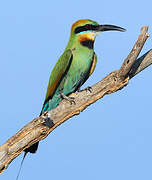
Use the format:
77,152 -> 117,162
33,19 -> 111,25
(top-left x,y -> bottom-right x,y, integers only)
97,24 -> 126,32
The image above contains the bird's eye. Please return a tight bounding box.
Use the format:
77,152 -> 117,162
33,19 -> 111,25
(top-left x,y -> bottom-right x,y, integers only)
85,24 -> 91,29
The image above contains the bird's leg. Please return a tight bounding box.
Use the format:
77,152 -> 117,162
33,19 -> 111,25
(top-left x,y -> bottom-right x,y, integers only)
41,112 -> 54,128
59,90 -> 75,105
77,86 -> 92,93
83,86 -> 92,93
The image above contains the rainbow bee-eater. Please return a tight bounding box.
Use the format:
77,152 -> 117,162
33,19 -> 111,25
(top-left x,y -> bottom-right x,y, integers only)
26,19 -> 125,153
26,19 -> 125,154
17,19 -> 125,179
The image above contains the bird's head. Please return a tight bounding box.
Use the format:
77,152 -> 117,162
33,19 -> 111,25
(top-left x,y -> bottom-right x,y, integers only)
69,19 -> 126,49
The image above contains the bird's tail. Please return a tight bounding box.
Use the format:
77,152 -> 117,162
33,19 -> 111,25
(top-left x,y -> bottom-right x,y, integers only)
16,151 -> 28,180
16,141 -> 39,180
24,142 -> 39,154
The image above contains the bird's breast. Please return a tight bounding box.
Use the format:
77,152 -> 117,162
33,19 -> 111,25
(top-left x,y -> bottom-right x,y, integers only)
66,49 -> 94,80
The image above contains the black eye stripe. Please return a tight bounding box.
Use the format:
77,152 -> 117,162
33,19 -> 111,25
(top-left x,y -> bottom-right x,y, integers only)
75,24 -> 98,34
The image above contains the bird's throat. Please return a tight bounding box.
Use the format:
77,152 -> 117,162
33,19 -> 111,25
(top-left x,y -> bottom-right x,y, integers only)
80,40 -> 94,49
78,33 -> 95,49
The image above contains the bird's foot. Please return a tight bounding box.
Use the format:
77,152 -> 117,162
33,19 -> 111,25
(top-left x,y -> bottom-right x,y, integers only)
78,86 -> 92,93
41,112 -> 54,128
60,92 -> 75,105
84,86 -> 92,93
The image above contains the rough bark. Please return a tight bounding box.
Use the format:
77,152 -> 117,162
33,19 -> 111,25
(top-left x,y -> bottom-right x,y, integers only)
0,26 -> 152,174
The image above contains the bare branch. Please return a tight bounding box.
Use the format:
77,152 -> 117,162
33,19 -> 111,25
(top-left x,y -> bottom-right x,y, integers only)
0,26 -> 151,174
129,49 -> 152,78
119,26 -> 149,79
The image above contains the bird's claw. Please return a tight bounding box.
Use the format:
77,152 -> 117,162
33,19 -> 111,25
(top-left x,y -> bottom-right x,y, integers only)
78,86 -> 92,93
77,86 -> 92,93
84,86 -> 92,93
60,92 -> 76,105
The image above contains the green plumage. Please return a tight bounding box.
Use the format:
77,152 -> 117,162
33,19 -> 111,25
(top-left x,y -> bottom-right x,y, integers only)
41,20 -> 98,114
26,19 -> 125,154
41,45 -> 94,113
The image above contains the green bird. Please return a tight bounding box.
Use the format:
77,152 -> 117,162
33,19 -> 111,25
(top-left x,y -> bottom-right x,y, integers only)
26,19 -> 126,154
17,19 -> 125,179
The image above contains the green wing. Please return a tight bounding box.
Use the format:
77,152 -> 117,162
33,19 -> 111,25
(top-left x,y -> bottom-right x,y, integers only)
42,49 -> 73,108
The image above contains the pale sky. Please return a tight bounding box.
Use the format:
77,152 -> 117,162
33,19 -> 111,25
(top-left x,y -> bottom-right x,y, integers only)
1,0 -> 152,180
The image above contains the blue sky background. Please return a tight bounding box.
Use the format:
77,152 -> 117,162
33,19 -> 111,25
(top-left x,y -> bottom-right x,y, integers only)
1,0 -> 152,180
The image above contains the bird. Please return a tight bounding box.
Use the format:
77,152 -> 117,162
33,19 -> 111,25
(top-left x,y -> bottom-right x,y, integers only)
27,18 -> 126,153
16,19 -> 125,179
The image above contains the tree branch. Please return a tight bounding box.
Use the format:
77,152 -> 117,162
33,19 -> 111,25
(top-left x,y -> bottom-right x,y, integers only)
0,26 -> 151,174
119,26 -> 149,79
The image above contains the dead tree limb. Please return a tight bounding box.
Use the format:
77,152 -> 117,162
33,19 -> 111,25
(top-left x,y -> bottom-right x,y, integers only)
0,26 -> 152,174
